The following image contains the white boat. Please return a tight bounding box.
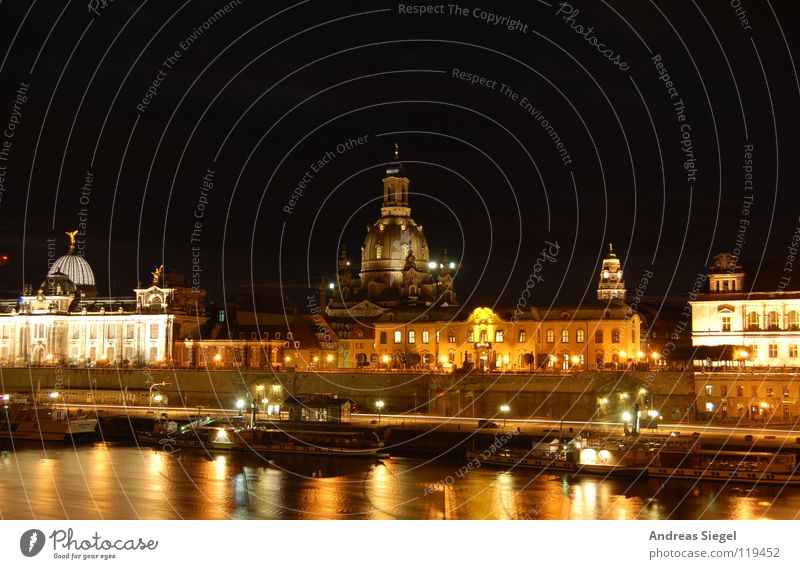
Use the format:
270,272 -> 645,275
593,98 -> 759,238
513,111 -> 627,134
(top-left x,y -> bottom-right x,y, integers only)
649,447 -> 800,486
0,403 -> 97,442
573,437 -> 652,477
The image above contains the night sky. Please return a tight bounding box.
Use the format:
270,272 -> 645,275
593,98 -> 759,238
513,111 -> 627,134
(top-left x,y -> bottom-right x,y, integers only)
0,0 -> 798,309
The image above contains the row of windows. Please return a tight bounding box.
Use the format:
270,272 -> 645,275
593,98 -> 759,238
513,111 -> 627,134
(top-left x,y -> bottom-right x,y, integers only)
705,384 -> 794,398
0,323 -> 164,341
743,310 -> 800,331
379,327 -> 633,345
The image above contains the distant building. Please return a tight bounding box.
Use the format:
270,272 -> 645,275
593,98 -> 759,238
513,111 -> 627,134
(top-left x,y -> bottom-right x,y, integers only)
372,304 -> 642,372
597,244 -> 626,300
0,233 -> 206,366
180,286 -> 338,370
691,252 -> 800,367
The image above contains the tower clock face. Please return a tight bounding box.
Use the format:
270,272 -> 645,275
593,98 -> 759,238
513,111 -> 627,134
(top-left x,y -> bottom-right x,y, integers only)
603,270 -> 609,279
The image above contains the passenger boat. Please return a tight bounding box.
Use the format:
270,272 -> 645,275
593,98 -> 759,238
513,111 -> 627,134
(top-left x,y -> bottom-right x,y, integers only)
0,402 -> 97,442
137,420 -> 390,458
465,439 -> 575,472
648,442 -> 800,486
467,435 -> 652,478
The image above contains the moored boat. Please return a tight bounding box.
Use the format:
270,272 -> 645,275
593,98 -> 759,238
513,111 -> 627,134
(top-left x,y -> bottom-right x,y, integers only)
648,442 -> 800,486
467,435 -> 652,477
137,420 -> 390,458
0,402 -> 97,442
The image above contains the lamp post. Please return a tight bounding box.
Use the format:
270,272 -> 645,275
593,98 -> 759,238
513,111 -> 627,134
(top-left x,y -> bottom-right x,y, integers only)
499,404 -> 510,427
149,381 -> 170,410
375,400 -> 385,426
236,399 -> 245,418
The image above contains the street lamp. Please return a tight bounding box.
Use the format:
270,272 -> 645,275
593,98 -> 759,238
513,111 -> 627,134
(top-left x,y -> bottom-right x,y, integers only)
381,354 -> 390,370
236,399 -> 245,418
375,400 -> 385,425
326,354 -> 334,367
153,394 -> 164,405
149,381 -> 170,410
500,403 -> 510,426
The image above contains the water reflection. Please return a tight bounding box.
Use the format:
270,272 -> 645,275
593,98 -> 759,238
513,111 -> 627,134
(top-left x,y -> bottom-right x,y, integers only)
0,443 -> 799,520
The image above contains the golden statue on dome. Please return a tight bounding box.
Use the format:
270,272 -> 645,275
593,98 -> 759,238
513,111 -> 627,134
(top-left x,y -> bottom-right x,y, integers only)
65,230 -> 79,254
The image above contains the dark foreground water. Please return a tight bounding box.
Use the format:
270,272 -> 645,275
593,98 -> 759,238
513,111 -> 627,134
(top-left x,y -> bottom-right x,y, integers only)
1,443 -> 799,520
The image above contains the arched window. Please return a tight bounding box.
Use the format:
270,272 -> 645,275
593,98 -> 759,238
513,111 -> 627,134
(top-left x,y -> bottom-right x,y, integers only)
518,329 -> 526,342
375,244 -> 383,259
611,329 -> 621,343
767,311 -> 780,330
576,329 -> 585,343
788,311 -> 799,331
747,311 -> 760,330
495,330 -> 504,343
546,329 -> 555,343
561,329 -> 570,343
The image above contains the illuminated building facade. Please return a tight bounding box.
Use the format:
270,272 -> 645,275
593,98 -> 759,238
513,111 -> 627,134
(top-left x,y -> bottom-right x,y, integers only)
0,234 -> 206,366
691,252 -> 800,367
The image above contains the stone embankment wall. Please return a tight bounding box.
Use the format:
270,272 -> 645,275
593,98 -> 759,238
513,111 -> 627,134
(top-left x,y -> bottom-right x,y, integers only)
0,367 -> 695,421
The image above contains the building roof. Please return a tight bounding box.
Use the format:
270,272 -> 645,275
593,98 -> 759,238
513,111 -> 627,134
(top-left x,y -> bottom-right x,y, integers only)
692,291 -> 800,302
47,253 -> 95,288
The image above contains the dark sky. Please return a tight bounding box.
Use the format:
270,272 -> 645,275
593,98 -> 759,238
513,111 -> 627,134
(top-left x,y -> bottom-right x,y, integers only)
0,0 -> 798,308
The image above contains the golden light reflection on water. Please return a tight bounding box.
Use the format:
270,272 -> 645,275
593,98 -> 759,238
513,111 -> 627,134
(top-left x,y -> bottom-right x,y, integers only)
2,447 -> 800,519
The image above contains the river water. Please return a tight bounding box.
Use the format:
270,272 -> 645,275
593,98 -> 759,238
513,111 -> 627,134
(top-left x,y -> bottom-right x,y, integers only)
1,443 -> 799,519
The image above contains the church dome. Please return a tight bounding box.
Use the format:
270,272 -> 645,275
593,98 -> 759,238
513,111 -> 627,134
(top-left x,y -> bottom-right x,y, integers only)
48,254 -> 95,287
361,217 -> 430,270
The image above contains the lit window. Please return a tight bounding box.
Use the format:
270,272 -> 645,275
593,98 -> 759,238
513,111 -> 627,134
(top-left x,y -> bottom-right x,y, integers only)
422,330 -> 429,344
149,324 -> 159,339
448,330 -> 455,343
787,311 -> 799,331
767,311 -> 780,330
546,329 -> 554,343
518,329 -> 526,342
576,329 -> 585,343
722,316 -> 731,332
747,311 -> 759,330
495,330 -> 504,343
468,330 -> 474,342
561,329 -> 569,343
435,331 -> 440,343
408,330 -> 416,344
479,330 -> 487,343
376,245 -> 383,259
705,385 -> 713,396
218,309 -> 225,322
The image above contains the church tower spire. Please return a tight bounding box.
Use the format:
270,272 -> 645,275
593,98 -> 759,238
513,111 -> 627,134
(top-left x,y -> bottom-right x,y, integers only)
382,143 -> 410,216
597,243 -> 626,300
